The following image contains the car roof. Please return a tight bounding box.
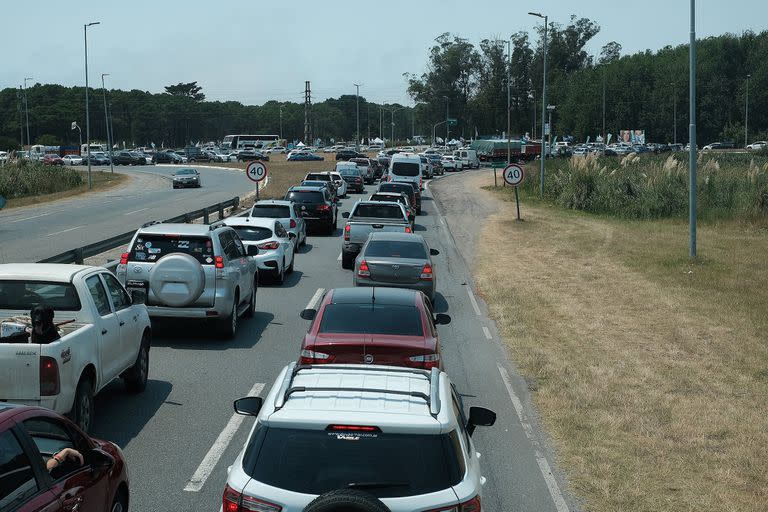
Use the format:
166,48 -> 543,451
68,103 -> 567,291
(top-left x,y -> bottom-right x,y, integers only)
0,263 -> 94,282
137,223 -> 225,236
329,287 -> 417,306
223,217 -> 277,229
253,200 -> 293,207
288,186 -> 325,192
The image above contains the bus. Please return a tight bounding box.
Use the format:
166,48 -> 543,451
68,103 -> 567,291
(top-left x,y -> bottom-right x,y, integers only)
221,134 -> 280,151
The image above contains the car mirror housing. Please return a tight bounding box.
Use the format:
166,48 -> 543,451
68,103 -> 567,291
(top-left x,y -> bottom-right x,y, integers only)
300,308 -> 317,321
466,406 -> 497,436
429,248 -> 440,256
246,245 -> 259,256
434,313 -> 451,325
130,289 -> 147,305
234,396 -> 263,417
86,448 -> 115,470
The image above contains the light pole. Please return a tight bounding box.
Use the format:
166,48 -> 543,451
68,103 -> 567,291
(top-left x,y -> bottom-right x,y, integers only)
72,122 -> 82,151
101,73 -> 114,173
354,83 -> 361,150
23,77 -> 32,149
432,120 -> 447,146
389,106 -> 405,147
671,82 -> 677,144
688,0 -> 697,259
602,66 -> 606,142
745,74 -> 751,148
379,107 -> 383,139
84,21 -> 100,190
507,36 -> 513,164
279,105 -> 283,140
17,87 -> 23,149
529,11 -> 547,197
442,96 -> 449,145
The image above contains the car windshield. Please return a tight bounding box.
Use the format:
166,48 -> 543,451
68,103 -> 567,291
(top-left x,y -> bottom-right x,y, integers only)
379,184 -> 414,197
319,303 -> 423,336
352,204 -> 403,219
250,205 -> 290,218
175,169 -> 195,175
391,162 -> 420,176
230,226 -> 273,241
364,241 -> 426,259
0,281 -> 81,311
339,168 -> 358,176
306,174 -> 330,181
285,191 -> 324,203
129,235 -> 214,264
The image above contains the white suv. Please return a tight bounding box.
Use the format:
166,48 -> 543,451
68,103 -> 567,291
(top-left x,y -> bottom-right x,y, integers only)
224,363 -> 496,511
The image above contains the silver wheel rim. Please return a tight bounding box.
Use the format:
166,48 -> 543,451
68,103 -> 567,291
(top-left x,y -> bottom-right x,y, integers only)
79,391 -> 92,431
140,347 -> 148,382
231,302 -> 237,334
250,287 -> 256,313
112,499 -> 124,512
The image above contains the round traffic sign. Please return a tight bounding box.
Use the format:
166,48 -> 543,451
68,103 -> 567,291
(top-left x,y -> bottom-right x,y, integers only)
503,164 -> 525,186
246,161 -> 268,182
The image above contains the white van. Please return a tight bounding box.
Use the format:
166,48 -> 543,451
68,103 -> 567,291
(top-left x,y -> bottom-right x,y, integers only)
453,149 -> 480,169
388,153 -> 422,190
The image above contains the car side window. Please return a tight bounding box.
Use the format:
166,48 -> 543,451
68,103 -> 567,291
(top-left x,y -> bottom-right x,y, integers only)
451,392 -> 472,452
0,430 -> 39,509
22,418 -> 86,481
218,232 -> 237,260
230,232 -> 246,257
85,275 -> 112,316
275,222 -> 287,239
101,273 -> 132,311
423,296 -> 437,337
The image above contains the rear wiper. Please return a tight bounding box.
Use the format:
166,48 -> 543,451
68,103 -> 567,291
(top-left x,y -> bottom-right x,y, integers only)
347,481 -> 409,490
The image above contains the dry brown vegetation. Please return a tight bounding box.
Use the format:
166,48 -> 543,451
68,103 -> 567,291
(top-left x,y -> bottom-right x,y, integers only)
6,171 -> 127,209
473,177 -> 768,511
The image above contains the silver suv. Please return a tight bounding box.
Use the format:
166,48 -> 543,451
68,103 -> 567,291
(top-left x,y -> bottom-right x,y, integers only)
224,363 -> 497,511
115,221 -> 259,338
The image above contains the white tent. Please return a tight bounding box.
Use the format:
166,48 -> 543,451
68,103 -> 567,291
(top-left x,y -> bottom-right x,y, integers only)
372,137 -> 384,144
296,141 -> 306,147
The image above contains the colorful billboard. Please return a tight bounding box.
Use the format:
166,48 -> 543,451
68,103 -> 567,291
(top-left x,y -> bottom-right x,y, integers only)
620,130 -> 645,144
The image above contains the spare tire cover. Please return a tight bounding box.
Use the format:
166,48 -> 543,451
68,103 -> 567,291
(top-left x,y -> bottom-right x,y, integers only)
148,253 -> 206,307
303,489 -> 391,512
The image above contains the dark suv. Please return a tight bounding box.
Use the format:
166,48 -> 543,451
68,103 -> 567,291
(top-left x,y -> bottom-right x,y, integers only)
152,151 -> 182,164
113,151 -> 143,165
335,149 -> 366,161
284,186 -> 338,235
378,181 -> 421,214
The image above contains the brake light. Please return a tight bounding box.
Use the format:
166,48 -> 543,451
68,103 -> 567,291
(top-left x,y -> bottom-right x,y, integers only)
420,263 -> 433,280
344,224 -> 351,241
214,256 -> 224,269
318,204 -> 331,212
405,226 -> 412,233
40,357 -> 60,396
289,219 -> 296,228
299,349 -> 332,364
257,241 -> 280,250
223,484 -> 282,512
120,252 -> 129,265
425,495 -> 481,512
357,260 -> 370,277
408,353 -> 440,369
327,425 -> 381,432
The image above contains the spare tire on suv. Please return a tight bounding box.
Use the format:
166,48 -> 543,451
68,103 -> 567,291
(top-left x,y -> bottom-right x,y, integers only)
303,490 -> 390,512
148,253 -> 205,307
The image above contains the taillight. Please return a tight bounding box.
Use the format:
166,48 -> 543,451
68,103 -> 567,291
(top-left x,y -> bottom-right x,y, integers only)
120,252 -> 129,265
223,484 -> 282,512
257,241 -> 280,250
289,219 -> 297,228
425,495 -> 481,512
405,226 -> 412,233
357,260 -> 370,277
408,353 -> 440,369
40,357 -> 60,396
299,349 -> 331,364
318,204 -> 331,212
344,224 -> 351,241
420,263 -> 433,280
214,256 -> 224,269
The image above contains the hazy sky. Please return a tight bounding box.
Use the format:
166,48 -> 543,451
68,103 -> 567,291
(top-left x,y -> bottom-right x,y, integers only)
2,1 -> 764,106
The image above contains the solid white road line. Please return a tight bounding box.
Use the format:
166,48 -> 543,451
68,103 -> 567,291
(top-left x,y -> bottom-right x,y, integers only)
9,212 -> 53,223
184,382 -> 265,492
337,252 -> 342,261
467,288 -> 482,316
45,226 -> 82,237
498,365 -> 569,512
306,288 -> 326,311
124,207 -> 149,215
482,326 -> 492,340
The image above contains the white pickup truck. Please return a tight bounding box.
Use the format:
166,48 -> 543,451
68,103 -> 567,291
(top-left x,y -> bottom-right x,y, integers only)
340,201 -> 411,269
0,264 -> 152,432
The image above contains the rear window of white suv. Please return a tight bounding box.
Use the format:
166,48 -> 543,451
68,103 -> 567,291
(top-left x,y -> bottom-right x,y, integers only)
129,234 -> 214,264
242,426 -> 465,498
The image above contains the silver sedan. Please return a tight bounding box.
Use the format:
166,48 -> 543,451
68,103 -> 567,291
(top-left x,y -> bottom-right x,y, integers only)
353,232 -> 439,302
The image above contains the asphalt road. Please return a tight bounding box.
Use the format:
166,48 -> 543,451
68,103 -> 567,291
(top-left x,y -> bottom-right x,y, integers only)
86,170 -> 575,512
0,164 -> 250,263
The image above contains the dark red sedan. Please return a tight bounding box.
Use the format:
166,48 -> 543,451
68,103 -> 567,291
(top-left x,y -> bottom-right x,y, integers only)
299,287 -> 451,369
42,155 -> 64,166
0,403 -> 129,512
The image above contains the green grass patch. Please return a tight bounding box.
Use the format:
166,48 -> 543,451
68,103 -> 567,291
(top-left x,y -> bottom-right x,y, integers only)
0,160 -> 83,199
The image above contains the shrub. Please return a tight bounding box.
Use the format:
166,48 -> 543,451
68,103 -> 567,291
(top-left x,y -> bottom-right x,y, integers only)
0,160 -> 83,199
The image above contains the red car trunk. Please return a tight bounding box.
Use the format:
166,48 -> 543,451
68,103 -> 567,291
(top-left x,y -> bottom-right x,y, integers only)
301,333 -> 440,369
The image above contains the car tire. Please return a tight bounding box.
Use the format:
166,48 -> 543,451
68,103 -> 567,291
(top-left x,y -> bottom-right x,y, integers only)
341,251 -> 356,270
110,489 -> 128,512
71,377 -> 94,433
287,253 -> 295,274
218,296 -> 238,339
303,489 -> 390,512
276,259 -> 285,285
124,333 -> 150,393
244,282 -> 257,318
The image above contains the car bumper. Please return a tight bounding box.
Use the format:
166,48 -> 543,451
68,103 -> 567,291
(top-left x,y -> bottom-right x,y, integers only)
353,278 -> 435,300
173,181 -> 199,187
145,304 -> 231,318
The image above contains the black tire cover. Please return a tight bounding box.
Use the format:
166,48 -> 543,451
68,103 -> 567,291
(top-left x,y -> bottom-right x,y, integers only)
303,490 -> 391,512
148,253 -> 206,307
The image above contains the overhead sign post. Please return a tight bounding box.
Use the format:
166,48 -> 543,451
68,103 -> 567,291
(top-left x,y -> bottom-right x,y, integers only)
503,163 -> 525,221
246,161 -> 268,201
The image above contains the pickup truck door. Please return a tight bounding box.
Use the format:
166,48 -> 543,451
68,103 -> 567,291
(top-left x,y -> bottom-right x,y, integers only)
83,275 -> 122,385
100,272 -> 141,372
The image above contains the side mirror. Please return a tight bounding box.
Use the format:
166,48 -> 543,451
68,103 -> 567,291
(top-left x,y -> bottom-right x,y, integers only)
86,448 -> 115,470
466,406 -> 496,436
300,308 -> 317,321
429,248 -> 440,256
434,313 -> 451,325
130,289 -> 147,305
342,212 -> 350,219
233,396 -> 263,417
246,245 -> 259,256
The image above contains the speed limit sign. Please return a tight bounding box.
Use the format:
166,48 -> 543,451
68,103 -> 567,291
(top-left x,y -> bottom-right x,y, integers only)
246,161 -> 268,183
503,164 -> 525,186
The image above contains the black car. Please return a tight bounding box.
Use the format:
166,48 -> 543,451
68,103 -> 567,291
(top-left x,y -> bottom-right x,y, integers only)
335,149 -> 366,161
378,181 -> 420,214
338,167 -> 365,193
113,150 -> 143,165
152,151 -> 183,164
237,150 -> 270,162
172,168 -> 201,188
284,186 -> 337,235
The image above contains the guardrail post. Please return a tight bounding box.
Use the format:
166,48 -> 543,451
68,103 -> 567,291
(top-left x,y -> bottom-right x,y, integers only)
218,203 -> 224,219
184,213 -> 191,223
74,248 -> 84,265
204,209 -> 210,224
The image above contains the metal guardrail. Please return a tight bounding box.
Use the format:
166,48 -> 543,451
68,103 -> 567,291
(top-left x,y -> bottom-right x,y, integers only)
37,197 -> 240,265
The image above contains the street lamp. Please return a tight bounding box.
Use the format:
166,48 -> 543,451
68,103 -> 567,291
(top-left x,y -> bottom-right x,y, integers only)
389,106 -> 405,147
84,21 -> 100,190
529,11 -> 548,197
101,73 -> 114,173
442,96 -> 449,146
354,83 -> 362,150
688,0 -> 697,259
745,74 -> 751,148
71,122 -> 82,151
23,77 -> 32,149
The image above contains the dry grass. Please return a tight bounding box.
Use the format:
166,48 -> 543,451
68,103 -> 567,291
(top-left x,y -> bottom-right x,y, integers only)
5,171 -> 127,209
474,184 -> 768,511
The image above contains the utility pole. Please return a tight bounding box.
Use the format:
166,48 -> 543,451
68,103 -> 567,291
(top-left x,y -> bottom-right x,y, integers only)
354,83 -> 361,150
689,0 -> 697,259
379,107 -> 383,140
507,37 -> 512,164
23,77 -> 32,149
84,21 -> 100,190
101,73 -> 114,173
529,11 -> 548,197
443,96 -> 449,145
304,81 -> 312,145
279,105 -> 283,140
602,66 -> 606,142
17,87 -> 23,150
671,82 -> 677,144
745,74 -> 751,148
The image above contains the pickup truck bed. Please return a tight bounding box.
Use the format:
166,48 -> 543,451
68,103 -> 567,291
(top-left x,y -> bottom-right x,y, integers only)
341,201 -> 411,269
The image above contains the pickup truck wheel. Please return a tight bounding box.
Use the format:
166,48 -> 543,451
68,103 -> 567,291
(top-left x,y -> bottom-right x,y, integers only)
125,335 -> 150,393
72,378 -> 94,433
341,251 -> 355,270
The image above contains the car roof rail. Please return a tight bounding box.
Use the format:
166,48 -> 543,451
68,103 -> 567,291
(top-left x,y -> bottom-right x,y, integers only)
140,220 -> 162,228
208,221 -> 226,231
